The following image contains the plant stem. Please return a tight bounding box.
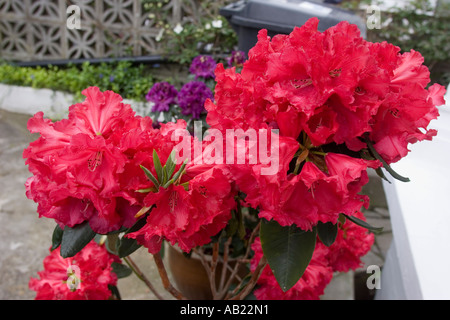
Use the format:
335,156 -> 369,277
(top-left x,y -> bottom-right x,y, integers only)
219,237 -> 232,294
224,222 -> 261,299
123,256 -> 165,300
229,255 -> 267,300
152,253 -> 186,300
210,242 -> 220,296
310,150 -> 327,156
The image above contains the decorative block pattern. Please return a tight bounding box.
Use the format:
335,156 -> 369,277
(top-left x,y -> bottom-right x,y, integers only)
0,0 -> 220,61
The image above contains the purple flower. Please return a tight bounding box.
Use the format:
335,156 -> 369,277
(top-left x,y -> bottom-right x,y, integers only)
226,50 -> 247,67
145,82 -> 178,112
178,81 -> 213,119
189,55 -> 217,79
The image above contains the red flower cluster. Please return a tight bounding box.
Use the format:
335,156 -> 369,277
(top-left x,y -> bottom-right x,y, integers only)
126,166 -> 236,253
24,87 -> 141,234
250,211 -> 374,300
206,18 -> 446,230
23,87 -> 236,254
29,241 -> 119,300
206,17 -> 445,162
23,18 -> 446,300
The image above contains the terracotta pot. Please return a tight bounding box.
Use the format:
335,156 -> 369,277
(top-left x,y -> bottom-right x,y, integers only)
166,244 -> 247,300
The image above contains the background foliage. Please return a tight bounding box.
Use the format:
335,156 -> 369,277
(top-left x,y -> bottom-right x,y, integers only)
0,61 -> 155,102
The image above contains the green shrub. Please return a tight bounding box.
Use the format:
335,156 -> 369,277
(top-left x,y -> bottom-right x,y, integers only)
0,60 -> 156,102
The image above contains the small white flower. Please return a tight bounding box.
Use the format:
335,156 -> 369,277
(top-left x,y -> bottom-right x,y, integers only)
173,23 -> 183,34
205,23 -> 211,30
211,19 -> 222,28
204,43 -> 213,52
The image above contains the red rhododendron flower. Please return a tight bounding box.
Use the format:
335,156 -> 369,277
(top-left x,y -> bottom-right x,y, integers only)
126,166 -> 236,254
250,237 -> 333,300
29,241 -> 119,300
238,151 -> 381,231
23,87 -> 143,234
206,17 -> 445,158
23,16 -> 447,301
325,211 -> 375,272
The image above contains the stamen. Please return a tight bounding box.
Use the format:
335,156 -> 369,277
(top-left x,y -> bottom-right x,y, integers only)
81,199 -> 90,213
389,108 -> 400,118
87,151 -> 102,172
291,78 -> 312,89
199,185 -> 207,197
355,86 -> 365,95
329,68 -> 342,77
168,191 -> 178,213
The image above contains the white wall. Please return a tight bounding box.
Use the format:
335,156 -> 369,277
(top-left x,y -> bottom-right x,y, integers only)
376,85 -> 450,299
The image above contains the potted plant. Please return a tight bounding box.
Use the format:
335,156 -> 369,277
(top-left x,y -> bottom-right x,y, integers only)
26,18 -> 445,300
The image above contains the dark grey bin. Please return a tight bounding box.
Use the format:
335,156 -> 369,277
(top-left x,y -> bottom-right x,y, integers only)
220,0 -> 366,53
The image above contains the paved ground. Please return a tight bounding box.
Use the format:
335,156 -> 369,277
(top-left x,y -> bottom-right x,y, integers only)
0,108 -> 391,300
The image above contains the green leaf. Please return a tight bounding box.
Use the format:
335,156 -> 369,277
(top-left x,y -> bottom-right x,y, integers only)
171,158 -> 188,182
118,238 -> 141,259
140,165 -> 159,188
375,167 -> 391,184
317,221 -> 338,247
162,158 -> 188,189
165,150 -> 177,179
162,178 -> 174,189
111,262 -> 132,279
161,166 -> 168,185
136,187 -> 154,193
260,220 -> 317,292
60,221 -> 96,258
344,214 -> 383,234
153,149 -> 163,183
108,285 -> 122,300
364,136 -> 410,182
51,224 -> 64,251
117,216 -> 148,258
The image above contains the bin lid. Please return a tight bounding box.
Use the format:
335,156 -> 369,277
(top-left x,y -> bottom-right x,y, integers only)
221,0 -> 366,37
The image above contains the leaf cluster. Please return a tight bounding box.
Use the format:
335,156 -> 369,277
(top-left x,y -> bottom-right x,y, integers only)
0,60 -> 156,102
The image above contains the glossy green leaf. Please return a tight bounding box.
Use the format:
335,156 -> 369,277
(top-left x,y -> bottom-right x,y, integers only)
108,285 -> 121,300
111,262 -> 132,279
60,221 -> 96,258
317,221 -> 338,247
375,167 -> 391,184
260,220 -> 317,292
344,214 -> 383,234
51,224 -> 64,251
364,137 -> 410,182
117,215 -> 148,258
